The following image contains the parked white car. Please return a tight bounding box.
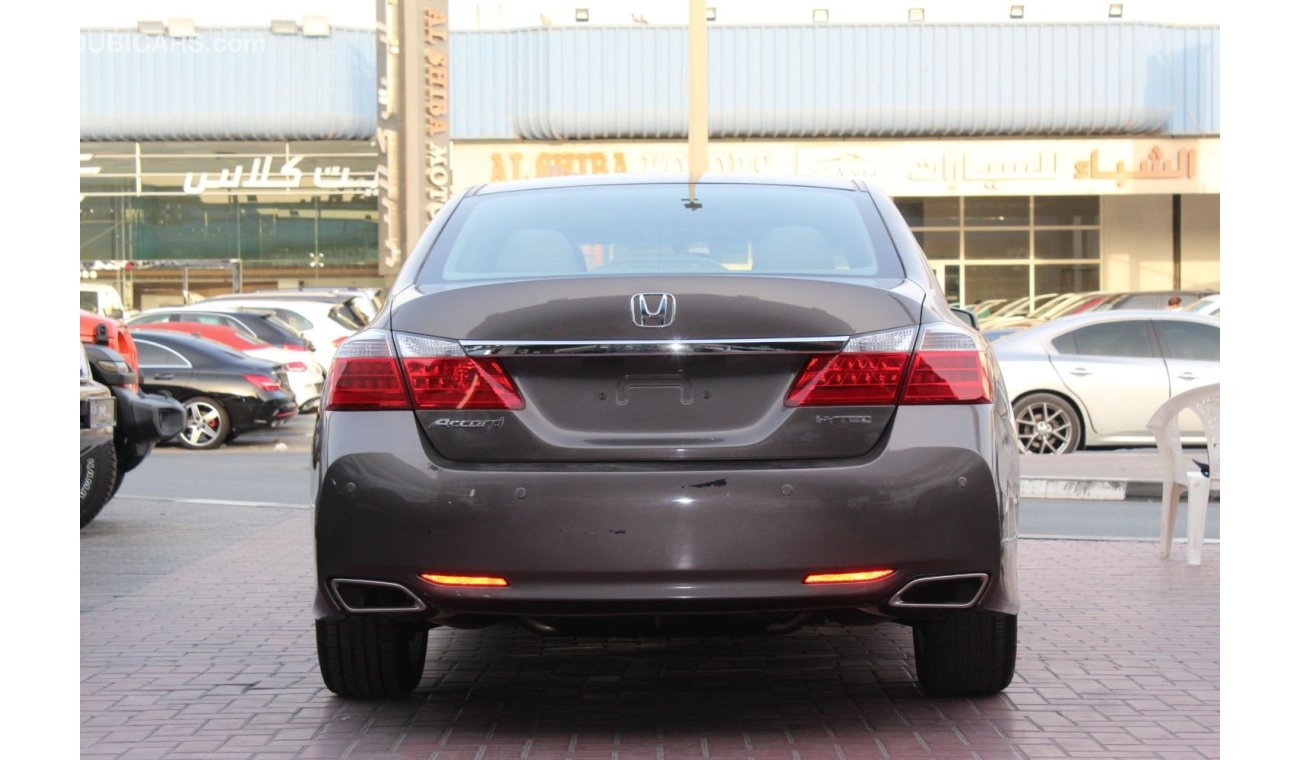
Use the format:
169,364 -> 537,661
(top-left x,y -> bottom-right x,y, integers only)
80,282 -> 128,319
993,310 -> 1220,453
169,299 -> 360,369
1183,293 -> 1221,318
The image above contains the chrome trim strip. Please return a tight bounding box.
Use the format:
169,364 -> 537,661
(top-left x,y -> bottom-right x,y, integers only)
887,573 -> 990,609
329,578 -> 427,614
460,336 -> 849,356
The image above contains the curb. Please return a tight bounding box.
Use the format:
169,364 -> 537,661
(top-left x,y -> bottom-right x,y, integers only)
1021,477 -> 1220,501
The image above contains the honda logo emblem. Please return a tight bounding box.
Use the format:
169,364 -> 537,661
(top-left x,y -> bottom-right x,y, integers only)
630,293 -> 676,328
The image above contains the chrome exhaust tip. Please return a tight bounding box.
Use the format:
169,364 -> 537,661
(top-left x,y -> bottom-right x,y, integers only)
888,573 -> 989,609
330,579 -> 426,613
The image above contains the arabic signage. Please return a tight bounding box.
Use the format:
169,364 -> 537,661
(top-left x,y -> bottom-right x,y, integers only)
376,0 -> 451,276
456,138 -> 1219,197
78,143 -> 379,198
181,155 -> 375,194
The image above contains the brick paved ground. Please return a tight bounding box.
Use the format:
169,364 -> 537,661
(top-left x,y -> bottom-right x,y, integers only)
81,498 -> 1219,759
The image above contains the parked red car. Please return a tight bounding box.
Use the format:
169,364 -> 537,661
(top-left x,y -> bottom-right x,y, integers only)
132,321 -> 271,352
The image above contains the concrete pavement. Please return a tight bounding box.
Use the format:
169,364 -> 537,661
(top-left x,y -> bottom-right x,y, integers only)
1018,449 -> 1214,501
81,496 -> 1220,760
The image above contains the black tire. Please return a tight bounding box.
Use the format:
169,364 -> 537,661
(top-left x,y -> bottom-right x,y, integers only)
1013,392 -> 1082,454
80,443 -> 119,528
912,611 -> 1017,697
179,396 -> 231,450
316,617 -> 428,698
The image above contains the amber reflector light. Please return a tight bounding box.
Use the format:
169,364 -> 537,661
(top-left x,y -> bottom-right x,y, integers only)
419,573 -> 509,587
803,569 -> 895,585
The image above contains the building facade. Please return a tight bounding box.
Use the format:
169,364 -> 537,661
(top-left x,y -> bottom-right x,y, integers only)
79,20 -> 1219,308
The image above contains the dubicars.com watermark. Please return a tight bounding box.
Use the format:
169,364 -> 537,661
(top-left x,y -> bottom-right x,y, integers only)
81,34 -> 268,55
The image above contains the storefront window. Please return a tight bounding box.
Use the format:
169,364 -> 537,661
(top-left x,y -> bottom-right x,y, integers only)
1034,229 -> 1100,260
966,230 -> 1030,259
965,265 -> 1030,305
965,197 -> 1030,227
913,230 -> 959,260
1034,264 -> 1101,294
895,197 -> 960,228
898,195 -> 1102,305
80,141 -> 379,268
1034,196 -> 1100,226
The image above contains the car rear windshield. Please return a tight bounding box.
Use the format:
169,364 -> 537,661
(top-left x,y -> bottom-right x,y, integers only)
418,184 -> 904,282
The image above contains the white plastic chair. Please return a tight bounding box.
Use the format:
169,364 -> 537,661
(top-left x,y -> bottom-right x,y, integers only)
1146,383 -> 1220,565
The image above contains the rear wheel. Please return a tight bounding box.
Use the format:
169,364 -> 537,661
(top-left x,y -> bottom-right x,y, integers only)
1013,393 -> 1081,454
179,397 -> 230,450
80,443 -> 118,528
316,617 -> 428,698
912,611 -> 1017,697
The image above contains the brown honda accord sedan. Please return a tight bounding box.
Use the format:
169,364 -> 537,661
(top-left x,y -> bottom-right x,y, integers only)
312,174 -> 1020,698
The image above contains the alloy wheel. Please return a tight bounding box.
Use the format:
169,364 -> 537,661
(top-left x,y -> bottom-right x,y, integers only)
182,400 -> 226,448
1014,398 -> 1078,454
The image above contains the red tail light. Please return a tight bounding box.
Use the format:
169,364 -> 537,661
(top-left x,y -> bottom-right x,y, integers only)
785,353 -> 909,406
396,333 -> 522,410
403,357 -> 523,410
901,326 -> 992,404
326,357 -> 408,409
244,374 -> 282,392
786,324 -> 991,407
284,361 -> 309,372
323,334 -> 410,410
902,350 -> 991,403
324,331 -> 525,411
786,326 -> 915,407
283,343 -> 308,351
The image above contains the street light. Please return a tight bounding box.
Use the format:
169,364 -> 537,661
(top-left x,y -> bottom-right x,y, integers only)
309,252 -> 325,280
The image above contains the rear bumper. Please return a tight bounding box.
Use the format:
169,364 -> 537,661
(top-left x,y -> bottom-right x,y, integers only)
231,394 -> 299,432
287,372 -> 324,410
113,387 -> 185,445
313,405 -> 1020,623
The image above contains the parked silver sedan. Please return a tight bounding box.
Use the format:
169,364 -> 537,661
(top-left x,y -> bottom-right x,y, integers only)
993,311 -> 1219,453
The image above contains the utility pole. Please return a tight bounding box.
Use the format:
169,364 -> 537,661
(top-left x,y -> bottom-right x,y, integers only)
687,0 -> 708,205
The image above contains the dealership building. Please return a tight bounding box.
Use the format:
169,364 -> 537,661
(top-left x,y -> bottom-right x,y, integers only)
79,15 -> 1218,309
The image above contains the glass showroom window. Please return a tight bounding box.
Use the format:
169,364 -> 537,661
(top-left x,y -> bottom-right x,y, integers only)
79,141 -> 380,269
895,196 -> 1101,306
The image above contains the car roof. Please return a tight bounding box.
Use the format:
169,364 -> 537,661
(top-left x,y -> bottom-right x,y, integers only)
133,329 -> 271,365
133,321 -> 269,346
471,172 -> 868,196
138,306 -> 269,319
992,309 -> 1219,348
203,291 -> 359,304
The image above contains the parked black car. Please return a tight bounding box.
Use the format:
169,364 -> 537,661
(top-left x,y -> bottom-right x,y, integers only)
129,308 -> 314,353
132,330 -> 298,450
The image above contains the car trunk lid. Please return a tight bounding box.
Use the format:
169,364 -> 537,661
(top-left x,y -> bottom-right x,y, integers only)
389,276 -> 924,463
